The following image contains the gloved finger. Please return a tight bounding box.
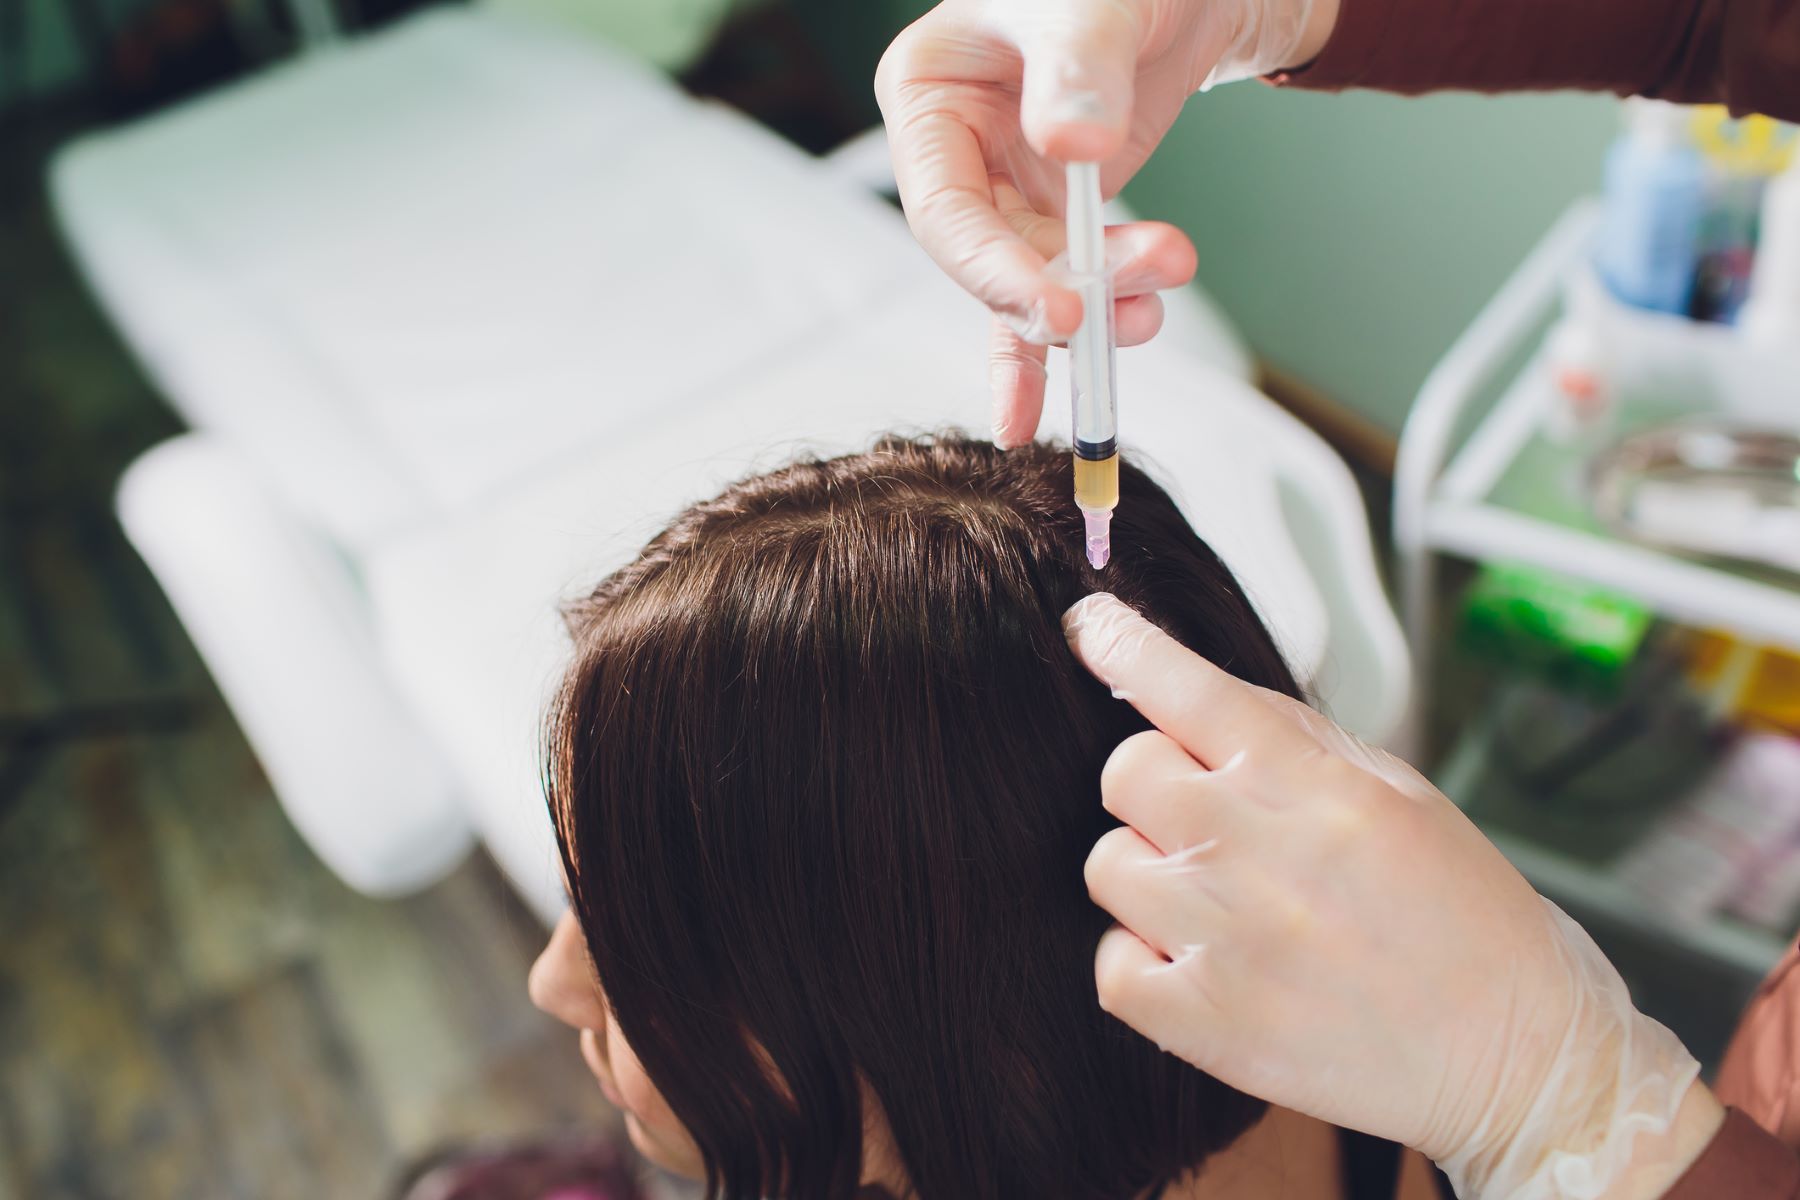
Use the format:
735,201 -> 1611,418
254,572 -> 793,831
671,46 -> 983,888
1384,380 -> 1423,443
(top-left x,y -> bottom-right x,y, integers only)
1095,925 -> 1169,1013
878,98 -> 1081,338
1114,293 -> 1165,347
989,269 -> 1168,348
1064,593 -> 1318,770
1098,729 -> 1227,855
1107,224 -> 1192,349
1109,222 -> 1199,297
1086,825 -> 1230,957
992,179 -> 1196,311
998,0 -> 1141,162
989,317 -> 1048,449
1094,925 -> 1229,1058
988,293 -> 1159,445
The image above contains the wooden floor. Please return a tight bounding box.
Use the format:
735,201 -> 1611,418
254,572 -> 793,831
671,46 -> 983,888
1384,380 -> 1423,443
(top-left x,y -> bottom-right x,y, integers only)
0,108 -> 618,1200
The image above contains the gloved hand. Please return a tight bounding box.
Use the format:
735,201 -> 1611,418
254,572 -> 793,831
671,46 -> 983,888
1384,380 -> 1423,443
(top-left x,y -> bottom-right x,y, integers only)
1065,592 -> 1725,1200
875,0 -> 1337,447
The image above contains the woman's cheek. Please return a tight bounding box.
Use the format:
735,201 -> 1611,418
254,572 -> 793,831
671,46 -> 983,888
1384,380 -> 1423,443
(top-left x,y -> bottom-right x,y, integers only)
607,1018 -> 706,1178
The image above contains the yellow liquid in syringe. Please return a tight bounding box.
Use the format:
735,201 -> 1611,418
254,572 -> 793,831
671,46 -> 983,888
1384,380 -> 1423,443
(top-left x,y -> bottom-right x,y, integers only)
1073,452 -> 1119,510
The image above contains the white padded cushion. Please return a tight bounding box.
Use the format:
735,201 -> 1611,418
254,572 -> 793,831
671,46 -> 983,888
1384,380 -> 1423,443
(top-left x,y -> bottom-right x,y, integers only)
52,9 -> 926,544
364,271 -> 1334,918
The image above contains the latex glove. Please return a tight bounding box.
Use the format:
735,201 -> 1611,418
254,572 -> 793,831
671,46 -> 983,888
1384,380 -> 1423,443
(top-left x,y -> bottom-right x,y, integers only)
875,0 -> 1336,447
1066,593 -> 1725,1200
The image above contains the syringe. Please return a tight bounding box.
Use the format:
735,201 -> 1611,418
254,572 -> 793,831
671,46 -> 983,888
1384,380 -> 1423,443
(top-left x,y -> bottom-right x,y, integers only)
1064,161 -> 1118,570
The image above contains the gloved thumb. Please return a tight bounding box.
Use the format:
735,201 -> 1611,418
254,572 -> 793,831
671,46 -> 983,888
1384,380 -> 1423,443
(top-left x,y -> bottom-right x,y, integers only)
1009,2 -> 1141,163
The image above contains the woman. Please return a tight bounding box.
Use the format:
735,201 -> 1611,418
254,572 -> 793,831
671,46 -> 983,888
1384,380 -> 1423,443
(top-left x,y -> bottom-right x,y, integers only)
529,434 -> 1449,1199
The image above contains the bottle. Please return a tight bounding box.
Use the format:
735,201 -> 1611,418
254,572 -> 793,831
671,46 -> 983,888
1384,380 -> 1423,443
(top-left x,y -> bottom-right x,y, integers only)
1740,156 -> 1800,346
1542,315 -> 1615,453
1592,100 -> 1707,316
1687,109 -> 1794,324
1689,173 -> 1763,323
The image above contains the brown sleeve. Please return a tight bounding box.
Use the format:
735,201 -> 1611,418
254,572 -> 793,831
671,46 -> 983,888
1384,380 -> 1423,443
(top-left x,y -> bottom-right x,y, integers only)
1660,1108 -> 1800,1198
1717,943 -> 1800,1142
1272,0 -> 1800,122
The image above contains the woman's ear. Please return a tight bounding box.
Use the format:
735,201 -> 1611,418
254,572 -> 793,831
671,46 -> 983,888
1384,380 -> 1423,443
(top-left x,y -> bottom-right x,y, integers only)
857,1076 -> 910,1198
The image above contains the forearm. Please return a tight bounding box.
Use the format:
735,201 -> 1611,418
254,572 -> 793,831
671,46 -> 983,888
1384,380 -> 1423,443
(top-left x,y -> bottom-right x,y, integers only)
1276,0 -> 1800,122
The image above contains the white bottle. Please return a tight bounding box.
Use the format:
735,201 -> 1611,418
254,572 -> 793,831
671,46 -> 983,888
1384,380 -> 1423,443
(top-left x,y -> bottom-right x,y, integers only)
1740,155 -> 1800,347
1542,316 -> 1615,449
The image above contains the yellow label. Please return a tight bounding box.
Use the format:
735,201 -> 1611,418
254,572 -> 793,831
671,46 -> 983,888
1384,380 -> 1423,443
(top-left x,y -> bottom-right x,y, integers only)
1691,106 -> 1796,176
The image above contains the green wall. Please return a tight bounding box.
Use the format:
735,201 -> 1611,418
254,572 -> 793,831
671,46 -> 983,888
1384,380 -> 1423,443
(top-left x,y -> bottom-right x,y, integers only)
793,0 -> 1620,434
1127,85 -> 1617,431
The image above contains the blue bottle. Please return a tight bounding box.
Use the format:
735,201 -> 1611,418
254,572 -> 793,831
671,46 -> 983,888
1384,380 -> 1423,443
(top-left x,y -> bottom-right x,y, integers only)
1593,100 -> 1707,315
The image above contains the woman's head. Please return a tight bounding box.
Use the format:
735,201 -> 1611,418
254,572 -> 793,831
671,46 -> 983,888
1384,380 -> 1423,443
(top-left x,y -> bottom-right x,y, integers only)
537,434 -> 1300,1199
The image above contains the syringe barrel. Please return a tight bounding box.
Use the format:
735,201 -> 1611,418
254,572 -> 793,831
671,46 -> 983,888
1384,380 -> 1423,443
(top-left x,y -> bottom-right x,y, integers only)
1064,162 -> 1117,460
1068,270 -> 1116,455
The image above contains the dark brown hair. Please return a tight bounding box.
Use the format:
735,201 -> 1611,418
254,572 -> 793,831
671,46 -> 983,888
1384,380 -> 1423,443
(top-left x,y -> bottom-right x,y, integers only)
547,434 -> 1300,1200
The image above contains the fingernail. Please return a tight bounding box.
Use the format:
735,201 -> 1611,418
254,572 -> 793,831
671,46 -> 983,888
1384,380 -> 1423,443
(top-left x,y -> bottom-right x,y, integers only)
1048,88 -> 1111,125
1062,592 -> 1122,643
987,373 -> 1031,450
990,395 -> 1034,450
